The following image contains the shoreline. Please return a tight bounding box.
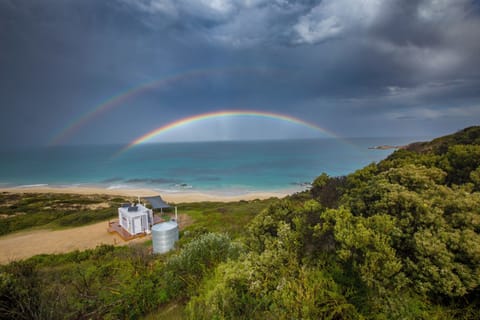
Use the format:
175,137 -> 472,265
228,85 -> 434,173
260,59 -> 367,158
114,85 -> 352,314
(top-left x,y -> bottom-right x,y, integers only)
0,185 -> 296,203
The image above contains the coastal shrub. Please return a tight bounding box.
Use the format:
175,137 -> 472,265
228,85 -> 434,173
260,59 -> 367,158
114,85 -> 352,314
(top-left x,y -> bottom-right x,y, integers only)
0,244 -> 170,320
441,145 -> 480,185
311,173 -> 347,208
339,164 -> 480,298
187,129 -> 480,318
164,232 -> 242,298
0,261 -> 42,320
246,199 -> 324,260
186,237 -> 358,319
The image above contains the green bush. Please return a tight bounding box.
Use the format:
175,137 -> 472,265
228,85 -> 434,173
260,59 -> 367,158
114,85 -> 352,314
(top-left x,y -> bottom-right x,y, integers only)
164,233 -> 242,298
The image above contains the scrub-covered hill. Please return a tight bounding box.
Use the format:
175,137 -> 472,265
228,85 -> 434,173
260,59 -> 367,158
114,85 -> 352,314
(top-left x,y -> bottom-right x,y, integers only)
2,127 -> 480,319
189,126 -> 480,319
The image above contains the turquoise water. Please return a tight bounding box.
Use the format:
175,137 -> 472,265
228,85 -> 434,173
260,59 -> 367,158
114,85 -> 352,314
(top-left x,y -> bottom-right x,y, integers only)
0,138 -> 428,194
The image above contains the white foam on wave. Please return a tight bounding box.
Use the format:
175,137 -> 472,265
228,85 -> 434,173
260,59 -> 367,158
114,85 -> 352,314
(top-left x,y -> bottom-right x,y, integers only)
14,184 -> 49,188
106,184 -> 131,190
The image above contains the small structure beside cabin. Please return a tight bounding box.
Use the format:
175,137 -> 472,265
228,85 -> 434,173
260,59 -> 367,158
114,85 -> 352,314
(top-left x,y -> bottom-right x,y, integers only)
118,203 -> 153,236
152,220 -> 179,254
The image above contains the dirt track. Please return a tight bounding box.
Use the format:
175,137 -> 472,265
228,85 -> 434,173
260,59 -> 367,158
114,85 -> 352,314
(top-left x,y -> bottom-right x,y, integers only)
0,221 -> 136,264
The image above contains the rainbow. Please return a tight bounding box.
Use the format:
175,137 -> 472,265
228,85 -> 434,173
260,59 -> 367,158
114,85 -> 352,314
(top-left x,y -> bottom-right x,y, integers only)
48,67 -> 282,146
116,110 -> 338,155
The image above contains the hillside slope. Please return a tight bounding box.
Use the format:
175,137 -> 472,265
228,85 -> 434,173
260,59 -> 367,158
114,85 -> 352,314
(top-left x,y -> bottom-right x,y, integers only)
2,127 -> 480,319
190,127 -> 480,319
404,126 -> 480,154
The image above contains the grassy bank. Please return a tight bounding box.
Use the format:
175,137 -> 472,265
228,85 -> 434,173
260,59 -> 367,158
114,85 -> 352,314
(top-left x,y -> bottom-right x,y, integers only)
0,192 -> 132,235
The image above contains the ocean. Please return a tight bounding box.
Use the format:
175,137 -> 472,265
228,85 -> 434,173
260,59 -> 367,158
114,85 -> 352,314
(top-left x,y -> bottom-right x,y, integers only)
0,138 -> 429,195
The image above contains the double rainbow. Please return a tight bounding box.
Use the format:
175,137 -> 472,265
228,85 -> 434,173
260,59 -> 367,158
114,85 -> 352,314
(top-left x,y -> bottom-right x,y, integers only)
46,68 -> 341,153
48,67 -> 282,146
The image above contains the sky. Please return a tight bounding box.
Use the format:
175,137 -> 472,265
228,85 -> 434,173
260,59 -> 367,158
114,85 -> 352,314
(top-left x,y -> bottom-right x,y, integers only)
1,0 -> 480,146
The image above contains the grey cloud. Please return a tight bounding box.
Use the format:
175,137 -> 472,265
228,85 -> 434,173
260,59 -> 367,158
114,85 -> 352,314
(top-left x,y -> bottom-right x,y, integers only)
395,115 -> 417,120
120,0 -> 242,22
292,0 -> 383,44
119,0 -> 178,16
119,0 -> 312,47
0,0 -> 479,145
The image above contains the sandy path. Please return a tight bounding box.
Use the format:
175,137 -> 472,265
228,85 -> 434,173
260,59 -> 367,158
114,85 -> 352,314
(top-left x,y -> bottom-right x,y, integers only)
0,221 -> 135,264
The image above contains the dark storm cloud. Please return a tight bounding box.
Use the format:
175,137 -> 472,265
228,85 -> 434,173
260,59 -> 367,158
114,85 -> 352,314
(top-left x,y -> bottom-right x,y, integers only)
0,0 -> 479,145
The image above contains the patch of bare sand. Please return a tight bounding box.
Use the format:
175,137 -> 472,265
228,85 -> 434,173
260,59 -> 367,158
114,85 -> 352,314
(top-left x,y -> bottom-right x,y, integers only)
0,221 -> 138,264
84,202 -> 111,210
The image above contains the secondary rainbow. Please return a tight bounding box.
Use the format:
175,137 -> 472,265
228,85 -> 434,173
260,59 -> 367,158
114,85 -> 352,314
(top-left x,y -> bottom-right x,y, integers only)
48,69 -> 215,146
117,110 -> 338,155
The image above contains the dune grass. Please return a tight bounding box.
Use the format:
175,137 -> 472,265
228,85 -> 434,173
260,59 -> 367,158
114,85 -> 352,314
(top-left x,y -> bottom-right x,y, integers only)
0,192 -> 132,235
174,198 -> 279,238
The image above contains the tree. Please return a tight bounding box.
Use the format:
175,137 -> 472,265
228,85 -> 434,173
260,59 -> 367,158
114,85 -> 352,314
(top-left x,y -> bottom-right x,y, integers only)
441,145 -> 480,185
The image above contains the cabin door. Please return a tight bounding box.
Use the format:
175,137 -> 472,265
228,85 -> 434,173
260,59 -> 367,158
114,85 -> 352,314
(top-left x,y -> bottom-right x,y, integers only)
133,217 -> 142,234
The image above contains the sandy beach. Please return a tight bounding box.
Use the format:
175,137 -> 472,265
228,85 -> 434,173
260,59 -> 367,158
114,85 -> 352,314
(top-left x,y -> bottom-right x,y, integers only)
0,186 -> 290,203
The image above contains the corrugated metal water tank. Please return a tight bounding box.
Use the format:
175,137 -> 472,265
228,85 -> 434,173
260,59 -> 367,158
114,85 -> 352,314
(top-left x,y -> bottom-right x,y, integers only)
152,220 -> 179,254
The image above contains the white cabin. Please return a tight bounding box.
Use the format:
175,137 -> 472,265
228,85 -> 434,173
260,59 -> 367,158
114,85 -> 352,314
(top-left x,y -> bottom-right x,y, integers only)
118,203 -> 153,235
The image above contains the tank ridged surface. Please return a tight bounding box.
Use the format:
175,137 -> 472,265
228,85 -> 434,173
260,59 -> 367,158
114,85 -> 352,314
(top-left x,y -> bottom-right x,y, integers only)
152,220 -> 179,254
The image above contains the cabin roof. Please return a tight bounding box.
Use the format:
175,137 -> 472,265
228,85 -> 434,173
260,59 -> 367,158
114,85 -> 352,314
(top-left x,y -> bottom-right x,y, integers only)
142,196 -> 171,209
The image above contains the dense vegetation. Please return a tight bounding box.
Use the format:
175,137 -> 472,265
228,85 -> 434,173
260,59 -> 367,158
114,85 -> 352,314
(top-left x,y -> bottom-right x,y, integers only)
0,199 -> 275,319
0,193 -> 131,235
1,126 -> 480,319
